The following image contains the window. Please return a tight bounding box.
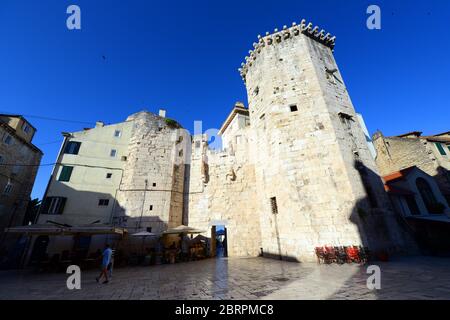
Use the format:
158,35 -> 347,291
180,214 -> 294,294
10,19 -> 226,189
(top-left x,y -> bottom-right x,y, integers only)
121,156 -> 127,161
0,155 -> 3,164
110,149 -> 117,157
106,173 -> 112,179
149,205 -> 153,211
3,183 -> 13,195
270,197 -> 278,214
416,178 -> 441,214
4,135 -> 13,145
114,130 -> 122,138
195,141 -> 201,148
64,141 -> 81,155
152,183 -> 156,187
98,199 -> 109,206
179,150 -> 183,157
41,197 -> 67,215
290,105 -> 298,112
435,143 -> 447,156
22,123 -> 31,134
58,166 -> 74,182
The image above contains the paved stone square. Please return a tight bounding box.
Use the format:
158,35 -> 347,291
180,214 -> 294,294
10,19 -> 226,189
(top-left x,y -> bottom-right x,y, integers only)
0,256 -> 449,300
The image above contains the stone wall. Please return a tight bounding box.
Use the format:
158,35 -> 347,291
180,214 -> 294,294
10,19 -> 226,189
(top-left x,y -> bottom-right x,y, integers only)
0,125 -> 42,236
114,112 -> 189,233
187,131 -> 262,257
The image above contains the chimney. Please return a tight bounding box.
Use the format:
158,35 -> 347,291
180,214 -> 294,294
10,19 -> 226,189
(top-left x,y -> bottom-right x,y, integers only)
159,109 -> 166,118
95,121 -> 105,128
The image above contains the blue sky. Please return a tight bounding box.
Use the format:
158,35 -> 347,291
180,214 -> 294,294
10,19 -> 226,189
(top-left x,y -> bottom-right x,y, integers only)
1,0 -> 449,199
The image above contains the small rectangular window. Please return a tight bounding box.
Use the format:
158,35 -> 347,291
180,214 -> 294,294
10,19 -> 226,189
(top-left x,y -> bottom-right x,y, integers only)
58,166 -> 74,182
114,130 -> 122,138
110,149 -> 117,157
290,105 -> 298,112
179,150 -> 183,157
435,143 -> 447,156
98,199 -> 109,206
152,183 -> 156,187
149,205 -> 153,211
22,123 -> 31,134
4,135 -> 13,145
64,141 -> 81,155
0,155 -> 3,164
270,197 -> 278,214
106,173 -> 112,179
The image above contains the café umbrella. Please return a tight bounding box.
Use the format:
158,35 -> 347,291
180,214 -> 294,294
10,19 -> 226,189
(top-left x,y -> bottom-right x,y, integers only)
131,231 -> 159,254
163,225 -> 205,235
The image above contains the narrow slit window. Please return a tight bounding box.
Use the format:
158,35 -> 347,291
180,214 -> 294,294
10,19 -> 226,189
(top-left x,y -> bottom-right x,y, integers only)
270,197 -> 278,214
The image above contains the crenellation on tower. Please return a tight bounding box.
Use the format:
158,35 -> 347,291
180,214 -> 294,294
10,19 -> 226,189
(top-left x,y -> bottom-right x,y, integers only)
238,19 -> 336,81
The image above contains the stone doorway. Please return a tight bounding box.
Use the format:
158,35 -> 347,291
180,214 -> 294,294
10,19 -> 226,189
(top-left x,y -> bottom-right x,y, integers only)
211,225 -> 228,258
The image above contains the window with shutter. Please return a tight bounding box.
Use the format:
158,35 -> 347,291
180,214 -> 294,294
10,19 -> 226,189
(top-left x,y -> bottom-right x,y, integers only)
435,143 -> 447,156
58,166 -> 74,182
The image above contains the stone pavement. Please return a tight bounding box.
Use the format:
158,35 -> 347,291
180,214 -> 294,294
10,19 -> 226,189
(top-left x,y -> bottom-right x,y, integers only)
0,256 -> 449,300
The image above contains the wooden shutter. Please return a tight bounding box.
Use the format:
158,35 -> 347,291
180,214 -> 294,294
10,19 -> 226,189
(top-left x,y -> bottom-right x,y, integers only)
435,143 -> 447,156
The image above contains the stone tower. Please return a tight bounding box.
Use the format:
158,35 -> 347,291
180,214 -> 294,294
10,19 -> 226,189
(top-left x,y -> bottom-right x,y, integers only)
239,20 -> 414,260
113,111 -> 189,233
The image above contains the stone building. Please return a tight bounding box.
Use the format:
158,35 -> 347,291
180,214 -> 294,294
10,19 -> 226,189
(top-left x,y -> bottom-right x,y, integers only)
186,20 -> 415,261
373,131 -> 450,205
0,115 -> 42,248
21,19 -> 418,263
372,131 -> 450,252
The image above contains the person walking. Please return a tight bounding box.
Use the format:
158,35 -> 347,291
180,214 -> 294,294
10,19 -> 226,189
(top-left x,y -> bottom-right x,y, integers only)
96,244 -> 112,284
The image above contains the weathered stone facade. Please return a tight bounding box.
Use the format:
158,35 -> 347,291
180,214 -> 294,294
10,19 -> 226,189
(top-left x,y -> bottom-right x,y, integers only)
114,111 -> 190,233
0,115 -> 42,246
187,21 -> 416,261
373,131 -> 450,203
